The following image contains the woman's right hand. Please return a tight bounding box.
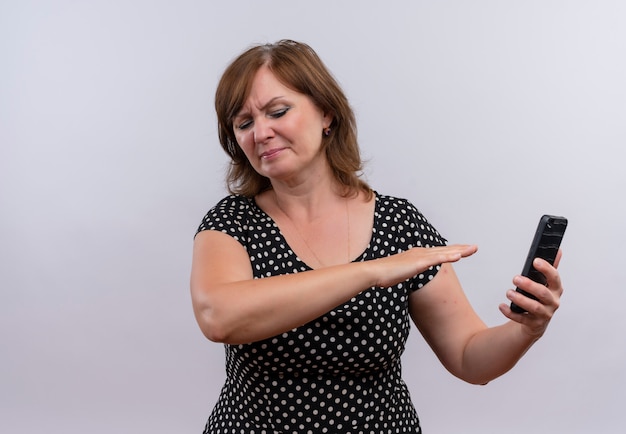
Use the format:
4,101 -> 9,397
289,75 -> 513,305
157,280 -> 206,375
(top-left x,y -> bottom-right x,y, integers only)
369,244 -> 478,288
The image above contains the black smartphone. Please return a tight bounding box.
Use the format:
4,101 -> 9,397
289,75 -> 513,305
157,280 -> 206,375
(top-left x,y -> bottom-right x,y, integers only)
510,215 -> 568,314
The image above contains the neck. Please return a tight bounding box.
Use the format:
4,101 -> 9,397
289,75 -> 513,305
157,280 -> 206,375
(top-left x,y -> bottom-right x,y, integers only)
272,188 -> 352,267
271,179 -> 346,222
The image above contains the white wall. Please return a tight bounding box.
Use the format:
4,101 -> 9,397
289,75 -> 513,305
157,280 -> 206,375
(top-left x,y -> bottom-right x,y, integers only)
1,1 -> 624,433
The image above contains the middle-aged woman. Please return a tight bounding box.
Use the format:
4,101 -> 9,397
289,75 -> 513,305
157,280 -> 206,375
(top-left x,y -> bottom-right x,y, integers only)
190,40 -> 563,433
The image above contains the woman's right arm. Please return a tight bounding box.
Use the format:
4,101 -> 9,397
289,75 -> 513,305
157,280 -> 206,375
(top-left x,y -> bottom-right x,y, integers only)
190,229 -> 477,345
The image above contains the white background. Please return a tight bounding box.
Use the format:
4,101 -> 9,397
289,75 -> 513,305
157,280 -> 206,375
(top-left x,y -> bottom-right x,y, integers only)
1,1 -> 625,433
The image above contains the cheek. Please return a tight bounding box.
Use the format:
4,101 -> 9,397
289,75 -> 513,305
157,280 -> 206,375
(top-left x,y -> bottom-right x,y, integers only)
234,131 -> 252,151
234,131 -> 258,163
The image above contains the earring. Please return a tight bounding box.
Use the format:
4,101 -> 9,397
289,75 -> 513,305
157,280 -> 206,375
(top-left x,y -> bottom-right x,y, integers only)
323,127 -> 331,137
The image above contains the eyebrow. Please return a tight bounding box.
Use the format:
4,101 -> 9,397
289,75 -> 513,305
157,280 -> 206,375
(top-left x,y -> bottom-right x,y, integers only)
234,96 -> 286,120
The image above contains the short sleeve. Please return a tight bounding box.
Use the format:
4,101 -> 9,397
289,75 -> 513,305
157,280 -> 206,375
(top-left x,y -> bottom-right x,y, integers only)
195,195 -> 250,249
404,202 -> 447,249
402,200 -> 447,292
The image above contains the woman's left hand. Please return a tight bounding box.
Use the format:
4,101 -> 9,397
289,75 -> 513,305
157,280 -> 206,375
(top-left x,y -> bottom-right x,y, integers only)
499,249 -> 564,338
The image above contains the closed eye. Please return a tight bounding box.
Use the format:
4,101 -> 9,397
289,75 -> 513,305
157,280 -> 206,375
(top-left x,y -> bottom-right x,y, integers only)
234,106 -> 290,131
236,119 -> 253,130
269,107 -> 290,119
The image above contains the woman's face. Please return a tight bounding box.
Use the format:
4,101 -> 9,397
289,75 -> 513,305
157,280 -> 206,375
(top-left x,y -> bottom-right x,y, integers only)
232,66 -> 332,185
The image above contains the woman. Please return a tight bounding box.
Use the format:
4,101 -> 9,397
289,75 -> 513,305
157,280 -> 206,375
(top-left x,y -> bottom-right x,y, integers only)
190,40 -> 563,433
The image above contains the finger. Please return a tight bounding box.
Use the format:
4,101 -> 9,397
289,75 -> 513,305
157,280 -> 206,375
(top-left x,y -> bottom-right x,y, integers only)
511,273 -> 561,317
499,301 -> 534,323
553,248 -> 563,269
532,258 -> 563,296
499,302 -> 549,338
513,273 -> 551,303
460,244 -> 479,257
441,244 -> 478,258
507,283 -> 539,314
434,244 -> 478,264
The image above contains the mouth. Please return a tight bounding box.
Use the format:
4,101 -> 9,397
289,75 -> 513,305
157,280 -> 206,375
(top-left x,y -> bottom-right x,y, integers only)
260,148 -> 286,159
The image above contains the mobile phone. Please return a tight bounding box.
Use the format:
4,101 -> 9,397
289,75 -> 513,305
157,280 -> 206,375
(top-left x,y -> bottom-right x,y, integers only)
510,215 -> 568,314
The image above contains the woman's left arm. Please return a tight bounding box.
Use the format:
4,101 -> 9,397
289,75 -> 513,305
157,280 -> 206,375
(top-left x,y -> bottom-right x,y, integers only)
409,251 -> 563,385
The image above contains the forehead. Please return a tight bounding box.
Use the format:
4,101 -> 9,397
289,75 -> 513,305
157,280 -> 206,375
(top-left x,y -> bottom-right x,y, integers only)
246,66 -> 296,101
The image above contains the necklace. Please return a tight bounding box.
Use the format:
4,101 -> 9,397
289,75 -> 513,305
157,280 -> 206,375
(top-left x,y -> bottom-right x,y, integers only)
274,192 -> 351,267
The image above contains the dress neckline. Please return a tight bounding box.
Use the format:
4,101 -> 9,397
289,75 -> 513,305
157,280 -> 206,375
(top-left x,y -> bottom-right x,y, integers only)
248,192 -> 379,270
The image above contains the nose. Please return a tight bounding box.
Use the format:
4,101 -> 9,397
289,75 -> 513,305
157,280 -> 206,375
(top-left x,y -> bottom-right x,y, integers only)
253,117 -> 274,144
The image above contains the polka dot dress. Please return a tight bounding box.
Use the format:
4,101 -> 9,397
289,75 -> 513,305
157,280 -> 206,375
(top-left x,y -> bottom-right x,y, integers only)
196,193 -> 447,433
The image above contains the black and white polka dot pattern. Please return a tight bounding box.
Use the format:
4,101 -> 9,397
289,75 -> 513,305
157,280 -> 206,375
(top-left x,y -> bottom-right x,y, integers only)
196,193 -> 446,433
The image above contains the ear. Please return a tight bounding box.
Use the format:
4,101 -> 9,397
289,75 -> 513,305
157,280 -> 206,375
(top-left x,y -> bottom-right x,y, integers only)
322,112 -> 334,129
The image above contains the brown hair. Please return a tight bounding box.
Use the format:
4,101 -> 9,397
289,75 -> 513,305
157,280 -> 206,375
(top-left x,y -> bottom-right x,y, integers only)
215,39 -> 372,198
